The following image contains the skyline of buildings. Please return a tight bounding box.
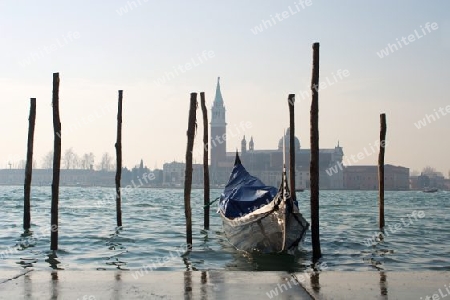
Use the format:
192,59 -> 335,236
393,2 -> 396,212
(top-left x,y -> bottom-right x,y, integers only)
2,165 -> 448,191
1,77 -> 447,190
206,77 -> 412,190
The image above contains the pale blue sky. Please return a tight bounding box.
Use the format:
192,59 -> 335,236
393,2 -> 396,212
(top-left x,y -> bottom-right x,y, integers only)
0,1 -> 449,174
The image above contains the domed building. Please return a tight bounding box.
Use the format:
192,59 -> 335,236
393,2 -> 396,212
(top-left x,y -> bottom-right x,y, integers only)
277,128 -> 301,151
209,77 -> 345,189
233,133 -> 344,189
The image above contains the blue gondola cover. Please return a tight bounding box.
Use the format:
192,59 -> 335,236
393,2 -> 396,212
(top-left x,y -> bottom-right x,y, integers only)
219,162 -> 278,219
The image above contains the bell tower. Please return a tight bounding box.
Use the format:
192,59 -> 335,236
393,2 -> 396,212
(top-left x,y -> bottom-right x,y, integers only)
249,136 -> 254,151
210,77 -> 227,171
241,136 -> 247,155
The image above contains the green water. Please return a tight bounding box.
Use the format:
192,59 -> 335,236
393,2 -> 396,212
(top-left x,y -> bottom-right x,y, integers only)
0,187 -> 448,272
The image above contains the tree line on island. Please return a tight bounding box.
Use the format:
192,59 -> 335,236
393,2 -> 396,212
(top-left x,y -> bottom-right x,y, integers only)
41,148 -> 112,171
4,148 -> 162,187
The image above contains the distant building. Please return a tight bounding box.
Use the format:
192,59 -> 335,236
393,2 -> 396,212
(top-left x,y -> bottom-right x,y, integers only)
410,172 -> 447,190
444,179 -> 450,190
425,173 -> 446,189
209,77 -> 345,189
409,176 -> 420,190
0,169 -> 115,187
343,165 -> 410,190
162,161 -> 204,188
0,165 -> 163,188
160,78 -> 412,191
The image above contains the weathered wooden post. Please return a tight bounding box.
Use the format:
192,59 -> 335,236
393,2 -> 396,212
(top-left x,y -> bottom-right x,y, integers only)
184,92 -> 197,250
23,98 -> 36,231
51,73 -> 61,251
200,92 -> 210,230
310,43 -> 322,261
378,113 -> 386,229
288,94 -> 296,201
115,90 -> 123,227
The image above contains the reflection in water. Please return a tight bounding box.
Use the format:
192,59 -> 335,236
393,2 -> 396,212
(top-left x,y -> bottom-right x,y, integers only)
112,272 -> 122,300
184,271 -> 192,299
19,230 -> 36,248
24,273 -> 32,300
16,230 -> 38,269
182,250 -> 194,271
16,258 -> 37,269
201,271 -> 208,300
226,249 -> 309,272
361,228 -> 395,271
105,227 -> 129,270
201,229 -> 210,244
51,271 -> 58,300
310,272 -> 320,294
45,251 -> 63,270
380,271 -> 388,297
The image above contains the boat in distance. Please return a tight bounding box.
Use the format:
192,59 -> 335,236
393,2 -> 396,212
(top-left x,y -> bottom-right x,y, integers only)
218,153 -> 309,253
423,187 -> 438,193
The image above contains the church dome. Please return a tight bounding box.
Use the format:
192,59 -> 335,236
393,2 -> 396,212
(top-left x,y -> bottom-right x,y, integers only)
278,128 -> 300,150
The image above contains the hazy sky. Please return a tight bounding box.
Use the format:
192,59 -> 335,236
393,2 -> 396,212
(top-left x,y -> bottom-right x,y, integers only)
1,1 -> 449,175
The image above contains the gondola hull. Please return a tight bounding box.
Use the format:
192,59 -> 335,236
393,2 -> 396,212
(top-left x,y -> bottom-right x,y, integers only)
220,192 -> 309,253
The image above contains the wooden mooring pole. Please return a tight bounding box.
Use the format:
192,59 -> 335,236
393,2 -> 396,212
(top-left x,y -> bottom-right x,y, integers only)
200,92 -> 210,230
378,113 -> 387,229
310,43 -> 322,261
115,90 -> 123,227
184,92 -> 197,250
23,98 -> 36,231
288,94 -> 296,201
51,73 -> 61,251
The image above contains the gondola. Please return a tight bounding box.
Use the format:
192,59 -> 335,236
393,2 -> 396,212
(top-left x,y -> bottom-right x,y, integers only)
218,152 -> 309,253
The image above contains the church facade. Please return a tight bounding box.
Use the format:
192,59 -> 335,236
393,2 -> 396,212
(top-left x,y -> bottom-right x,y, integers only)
209,77 -> 345,189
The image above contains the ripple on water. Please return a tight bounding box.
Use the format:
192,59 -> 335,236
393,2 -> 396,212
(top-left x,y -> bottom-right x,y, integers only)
0,187 -> 448,272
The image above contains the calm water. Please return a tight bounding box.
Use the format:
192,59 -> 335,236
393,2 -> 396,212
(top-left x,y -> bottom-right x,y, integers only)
0,186 -> 449,273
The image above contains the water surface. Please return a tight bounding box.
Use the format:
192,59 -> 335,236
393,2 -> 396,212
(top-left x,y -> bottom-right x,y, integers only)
0,186 -> 448,273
